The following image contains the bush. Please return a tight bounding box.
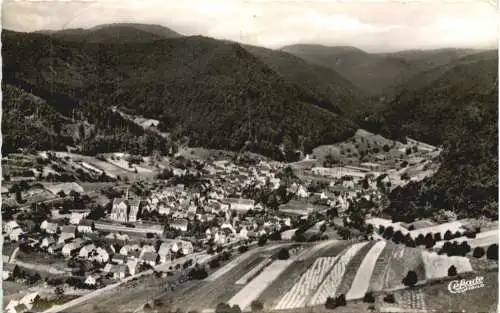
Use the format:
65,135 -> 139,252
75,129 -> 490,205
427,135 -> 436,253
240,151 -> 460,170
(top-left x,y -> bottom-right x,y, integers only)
250,300 -> 264,312
473,247 -> 485,258
402,270 -> 418,287
257,235 -> 268,246
383,145 -> 390,152
448,265 -> 457,277
335,294 -> 346,307
325,297 -> 336,310
363,291 -> 375,303
277,248 -> 290,260
383,294 -> 395,303
487,244 -> 498,260
238,245 -> 248,254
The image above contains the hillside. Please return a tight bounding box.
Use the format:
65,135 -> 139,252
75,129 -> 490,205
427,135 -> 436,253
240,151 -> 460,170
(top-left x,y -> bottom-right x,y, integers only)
243,44 -> 369,117
373,51 -> 499,220
281,44 -> 478,96
36,23 -> 182,43
2,29 -> 359,160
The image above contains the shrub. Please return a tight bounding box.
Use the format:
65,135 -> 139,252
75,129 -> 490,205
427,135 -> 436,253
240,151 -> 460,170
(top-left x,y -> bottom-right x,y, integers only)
335,294 -> 347,307
448,265 -> 457,277
238,245 -> 248,254
277,248 -> 290,260
487,244 -> 498,260
383,144 -> 390,152
473,247 -> 485,258
402,270 -> 418,287
444,230 -> 453,241
250,300 -> 264,312
257,235 -> 268,246
383,294 -> 395,303
363,291 -> 375,303
325,297 -> 336,310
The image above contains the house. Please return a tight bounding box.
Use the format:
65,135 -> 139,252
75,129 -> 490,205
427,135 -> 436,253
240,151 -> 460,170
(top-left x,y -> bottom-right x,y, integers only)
62,239 -> 85,257
158,242 -> 173,263
40,220 -> 59,234
120,244 -> 140,256
77,220 -> 94,233
93,247 -> 111,263
70,213 -> 86,225
112,254 -> 127,264
79,244 -> 97,259
127,259 -> 140,275
84,273 -> 100,286
40,236 -> 56,248
48,243 -> 64,254
4,220 -> 20,235
225,198 -> 255,212
170,219 -> 188,232
58,226 -> 76,244
128,200 -> 141,223
3,263 -> 16,280
158,202 -> 170,216
110,264 -> 128,279
110,198 -> 128,222
141,252 -> 159,267
139,245 -> 155,258
9,228 -> 24,242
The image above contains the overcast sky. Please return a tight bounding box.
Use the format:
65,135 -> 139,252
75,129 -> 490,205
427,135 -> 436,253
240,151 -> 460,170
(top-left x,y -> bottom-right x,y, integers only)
3,0 -> 498,52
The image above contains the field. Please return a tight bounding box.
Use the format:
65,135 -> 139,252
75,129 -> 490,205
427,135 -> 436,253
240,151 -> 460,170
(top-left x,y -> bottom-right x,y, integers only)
335,241 -> 376,296
367,242 -> 396,291
228,260 -> 294,310
235,258 -> 272,285
275,257 -> 338,309
434,229 -> 499,250
256,241 -> 349,309
383,245 -> 425,289
421,251 -> 473,279
309,241 -> 368,305
408,220 -> 466,239
346,241 -> 387,300
206,248 -> 260,281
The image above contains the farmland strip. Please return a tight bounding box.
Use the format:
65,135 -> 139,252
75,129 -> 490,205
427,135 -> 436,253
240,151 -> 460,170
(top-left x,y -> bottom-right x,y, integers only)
275,256 -> 338,309
369,242 -> 395,291
308,241 -> 369,306
334,241 -> 376,296
346,240 -> 387,300
235,258 -> 272,285
228,260 -> 293,310
206,249 -> 257,281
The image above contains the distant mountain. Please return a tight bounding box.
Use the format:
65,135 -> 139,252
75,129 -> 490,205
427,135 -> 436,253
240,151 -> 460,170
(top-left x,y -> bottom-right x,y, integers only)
281,44 -> 479,96
36,23 -> 183,43
2,30 -> 359,160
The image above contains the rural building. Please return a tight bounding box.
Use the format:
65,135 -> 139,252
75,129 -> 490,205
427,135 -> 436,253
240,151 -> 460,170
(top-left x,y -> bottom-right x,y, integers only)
170,219 -> 189,232
4,221 -> 20,235
225,198 -> 255,212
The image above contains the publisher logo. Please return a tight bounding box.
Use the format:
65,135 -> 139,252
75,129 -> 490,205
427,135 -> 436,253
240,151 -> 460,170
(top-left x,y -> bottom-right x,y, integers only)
448,276 -> 485,293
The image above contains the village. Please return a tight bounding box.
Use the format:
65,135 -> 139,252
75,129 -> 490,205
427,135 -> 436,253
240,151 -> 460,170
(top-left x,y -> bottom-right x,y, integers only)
2,132 -> 498,313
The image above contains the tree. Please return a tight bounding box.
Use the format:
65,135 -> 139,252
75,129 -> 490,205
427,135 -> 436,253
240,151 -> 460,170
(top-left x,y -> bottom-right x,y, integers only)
325,297 -> 336,310
57,190 -> 66,198
448,265 -> 457,277
383,226 -> 394,239
402,270 -> 418,287
12,265 -> 21,279
487,244 -> 498,260
363,291 -> 375,303
335,294 -> 346,307
250,300 -> 264,312
424,233 -> 435,248
55,286 -> 64,296
257,235 -> 268,246
392,230 -> 403,244
238,245 -> 248,254
383,294 -> 395,303
473,247 -> 485,258
444,230 -> 453,241
277,248 -> 290,260
383,144 -> 390,152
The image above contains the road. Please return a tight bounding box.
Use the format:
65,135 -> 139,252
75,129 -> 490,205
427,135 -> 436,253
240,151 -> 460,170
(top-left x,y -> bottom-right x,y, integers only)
14,260 -> 67,275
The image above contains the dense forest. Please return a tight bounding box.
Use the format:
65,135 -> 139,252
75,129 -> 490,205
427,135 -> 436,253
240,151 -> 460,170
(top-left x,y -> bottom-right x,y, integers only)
2,30 -> 359,160
376,53 -> 498,220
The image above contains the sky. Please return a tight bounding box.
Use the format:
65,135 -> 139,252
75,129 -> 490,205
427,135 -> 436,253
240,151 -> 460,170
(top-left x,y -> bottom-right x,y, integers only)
2,0 -> 498,52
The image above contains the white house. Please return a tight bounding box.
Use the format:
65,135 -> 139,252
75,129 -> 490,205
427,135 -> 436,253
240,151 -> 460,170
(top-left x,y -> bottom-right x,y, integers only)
79,244 -> 96,259
170,219 -> 188,232
77,220 -> 94,234
84,274 -> 100,286
9,228 -> 23,242
62,239 -> 84,257
40,236 -> 56,248
93,247 -> 110,263
4,221 -> 19,235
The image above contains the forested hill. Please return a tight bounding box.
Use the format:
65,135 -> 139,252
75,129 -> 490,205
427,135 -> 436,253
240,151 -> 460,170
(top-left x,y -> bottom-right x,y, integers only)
378,51 -> 498,220
2,29 -> 360,160
36,23 -> 183,43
